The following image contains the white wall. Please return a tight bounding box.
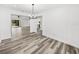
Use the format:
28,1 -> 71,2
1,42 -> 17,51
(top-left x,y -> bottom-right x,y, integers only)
0,6 -> 29,41
0,7 -> 11,41
40,5 -> 79,48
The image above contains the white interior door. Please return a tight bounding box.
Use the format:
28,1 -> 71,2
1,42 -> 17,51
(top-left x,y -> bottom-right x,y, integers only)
30,19 -> 38,33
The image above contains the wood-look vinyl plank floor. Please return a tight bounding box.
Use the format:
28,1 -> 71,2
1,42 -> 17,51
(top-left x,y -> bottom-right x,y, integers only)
0,33 -> 79,54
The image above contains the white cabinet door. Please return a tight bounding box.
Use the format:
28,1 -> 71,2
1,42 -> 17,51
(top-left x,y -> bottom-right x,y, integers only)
12,27 -> 22,39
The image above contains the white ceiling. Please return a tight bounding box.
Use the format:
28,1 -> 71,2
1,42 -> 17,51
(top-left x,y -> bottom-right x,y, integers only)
0,4 -> 79,14
0,4 -> 55,14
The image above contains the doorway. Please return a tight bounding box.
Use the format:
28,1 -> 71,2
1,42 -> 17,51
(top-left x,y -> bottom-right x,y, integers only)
30,16 -> 42,35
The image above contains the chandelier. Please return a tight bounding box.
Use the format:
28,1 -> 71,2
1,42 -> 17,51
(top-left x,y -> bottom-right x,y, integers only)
29,4 -> 38,19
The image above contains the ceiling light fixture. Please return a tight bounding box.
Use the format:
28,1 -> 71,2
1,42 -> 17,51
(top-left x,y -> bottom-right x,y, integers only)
29,4 -> 38,19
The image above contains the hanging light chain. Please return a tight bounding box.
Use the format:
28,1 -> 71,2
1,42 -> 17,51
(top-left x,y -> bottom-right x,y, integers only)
32,4 -> 34,18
